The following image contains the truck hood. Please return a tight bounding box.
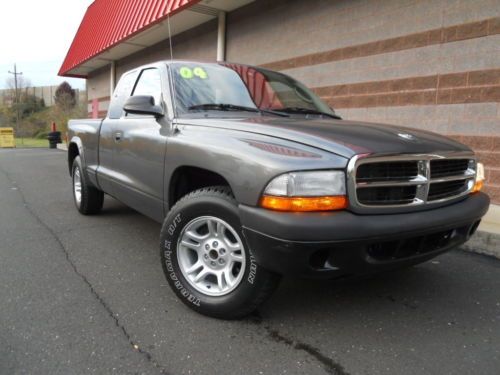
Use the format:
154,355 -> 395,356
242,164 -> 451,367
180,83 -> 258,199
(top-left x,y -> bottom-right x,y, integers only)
181,116 -> 470,158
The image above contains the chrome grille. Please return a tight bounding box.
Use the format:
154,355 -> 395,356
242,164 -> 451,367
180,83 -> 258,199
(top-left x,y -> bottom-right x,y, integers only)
430,159 -> 469,178
357,161 -> 418,182
349,153 -> 476,211
357,185 -> 417,205
428,180 -> 469,201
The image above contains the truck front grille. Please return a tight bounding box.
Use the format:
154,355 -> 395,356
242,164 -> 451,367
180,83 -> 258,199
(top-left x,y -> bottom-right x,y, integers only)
350,153 -> 476,210
357,161 -> 418,182
357,185 -> 417,205
428,180 -> 469,201
430,159 -> 469,178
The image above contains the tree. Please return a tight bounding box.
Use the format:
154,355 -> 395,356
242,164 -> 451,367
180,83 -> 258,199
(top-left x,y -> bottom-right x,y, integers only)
54,81 -> 76,111
5,74 -> 31,93
3,77 -> 44,120
5,75 -> 31,105
4,74 -> 32,136
0,104 -> 11,127
19,93 -> 45,117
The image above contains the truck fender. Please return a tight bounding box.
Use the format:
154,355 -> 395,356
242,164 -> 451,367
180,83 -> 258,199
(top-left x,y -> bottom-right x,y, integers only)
68,136 -> 85,176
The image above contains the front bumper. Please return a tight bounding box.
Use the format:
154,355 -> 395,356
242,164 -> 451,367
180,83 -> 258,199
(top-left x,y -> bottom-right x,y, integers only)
239,192 -> 490,278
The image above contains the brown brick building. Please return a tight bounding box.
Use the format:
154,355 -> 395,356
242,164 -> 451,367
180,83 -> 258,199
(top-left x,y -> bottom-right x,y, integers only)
60,0 -> 500,204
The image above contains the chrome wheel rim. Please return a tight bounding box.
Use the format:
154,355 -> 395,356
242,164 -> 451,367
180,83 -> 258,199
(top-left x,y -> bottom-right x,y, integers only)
177,216 -> 246,297
73,169 -> 82,205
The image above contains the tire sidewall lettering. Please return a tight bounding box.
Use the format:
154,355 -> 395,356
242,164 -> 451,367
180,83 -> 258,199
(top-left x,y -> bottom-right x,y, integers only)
167,213 -> 182,235
247,254 -> 257,284
163,213 -> 202,307
160,196 -> 274,318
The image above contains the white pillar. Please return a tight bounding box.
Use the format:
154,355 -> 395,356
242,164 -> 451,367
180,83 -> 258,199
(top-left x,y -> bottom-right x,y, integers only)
110,61 -> 116,95
217,11 -> 226,62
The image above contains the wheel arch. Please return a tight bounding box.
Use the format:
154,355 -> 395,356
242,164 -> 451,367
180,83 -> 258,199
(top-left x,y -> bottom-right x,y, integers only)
68,137 -> 84,176
168,166 -> 234,209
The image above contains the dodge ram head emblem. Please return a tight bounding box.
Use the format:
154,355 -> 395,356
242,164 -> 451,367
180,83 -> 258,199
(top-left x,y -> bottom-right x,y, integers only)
398,132 -> 417,141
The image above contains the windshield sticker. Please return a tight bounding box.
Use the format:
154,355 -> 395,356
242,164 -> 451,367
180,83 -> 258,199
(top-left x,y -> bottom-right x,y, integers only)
179,67 -> 208,80
180,67 -> 194,79
193,67 -> 208,79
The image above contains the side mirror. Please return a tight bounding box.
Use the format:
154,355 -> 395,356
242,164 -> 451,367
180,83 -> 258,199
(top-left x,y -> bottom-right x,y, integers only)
123,95 -> 164,118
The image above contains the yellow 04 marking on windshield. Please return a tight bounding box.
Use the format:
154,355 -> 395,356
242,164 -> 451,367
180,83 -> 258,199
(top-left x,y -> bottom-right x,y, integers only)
180,67 -> 193,79
179,67 -> 208,79
193,67 -> 208,79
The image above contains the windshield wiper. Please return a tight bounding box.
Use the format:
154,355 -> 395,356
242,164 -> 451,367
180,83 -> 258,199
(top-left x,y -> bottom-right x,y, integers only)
274,107 -> 341,119
189,103 -> 259,112
188,103 -> 289,117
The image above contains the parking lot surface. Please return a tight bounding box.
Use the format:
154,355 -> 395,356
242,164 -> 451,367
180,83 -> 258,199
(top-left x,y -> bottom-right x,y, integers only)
1,148 -> 499,375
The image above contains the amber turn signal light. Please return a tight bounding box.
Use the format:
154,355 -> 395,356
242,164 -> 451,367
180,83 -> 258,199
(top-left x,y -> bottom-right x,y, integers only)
260,195 -> 348,212
471,162 -> 485,194
471,180 -> 483,193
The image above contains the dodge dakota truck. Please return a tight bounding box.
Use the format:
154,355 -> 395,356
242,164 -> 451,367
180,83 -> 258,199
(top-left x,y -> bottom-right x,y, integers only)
68,61 -> 489,319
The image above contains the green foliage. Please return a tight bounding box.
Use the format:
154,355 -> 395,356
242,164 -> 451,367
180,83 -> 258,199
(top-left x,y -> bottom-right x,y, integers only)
15,93 -> 46,118
1,80 -> 86,138
0,105 -> 13,127
35,131 -> 49,139
15,138 -> 48,148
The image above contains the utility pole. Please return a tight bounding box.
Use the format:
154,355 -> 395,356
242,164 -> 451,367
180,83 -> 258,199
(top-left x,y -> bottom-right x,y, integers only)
8,64 -> 23,145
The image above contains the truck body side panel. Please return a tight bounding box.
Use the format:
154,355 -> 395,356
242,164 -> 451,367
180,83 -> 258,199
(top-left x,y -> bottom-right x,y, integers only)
95,118 -> 115,195
107,116 -> 168,222
68,119 -> 103,187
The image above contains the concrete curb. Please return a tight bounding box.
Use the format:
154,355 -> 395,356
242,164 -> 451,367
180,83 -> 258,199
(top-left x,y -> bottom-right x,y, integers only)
461,230 -> 500,259
460,204 -> 500,259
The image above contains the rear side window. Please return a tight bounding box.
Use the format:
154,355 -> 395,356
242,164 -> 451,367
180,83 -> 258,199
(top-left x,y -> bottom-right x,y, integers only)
108,71 -> 138,119
132,68 -> 162,106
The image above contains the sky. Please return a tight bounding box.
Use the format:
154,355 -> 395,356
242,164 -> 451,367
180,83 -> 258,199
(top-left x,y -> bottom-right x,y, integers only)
0,0 -> 93,90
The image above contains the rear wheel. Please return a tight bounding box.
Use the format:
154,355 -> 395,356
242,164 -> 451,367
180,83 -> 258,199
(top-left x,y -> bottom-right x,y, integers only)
160,186 -> 280,319
72,156 -> 104,215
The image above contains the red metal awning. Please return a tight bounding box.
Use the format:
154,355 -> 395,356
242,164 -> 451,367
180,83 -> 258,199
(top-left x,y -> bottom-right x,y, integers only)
59,0 -> 255,78
59,0 -> 199,77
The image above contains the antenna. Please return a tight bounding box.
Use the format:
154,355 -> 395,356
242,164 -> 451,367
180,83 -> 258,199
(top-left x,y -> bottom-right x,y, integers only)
166,11 -> 178,118
167,11 -> 174,62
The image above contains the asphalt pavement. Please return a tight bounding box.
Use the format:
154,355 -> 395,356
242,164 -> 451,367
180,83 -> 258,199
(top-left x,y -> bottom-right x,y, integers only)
1,148 -> 499,375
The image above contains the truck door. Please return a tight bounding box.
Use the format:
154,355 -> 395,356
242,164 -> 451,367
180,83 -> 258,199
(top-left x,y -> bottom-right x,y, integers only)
110,67 -> 169,222
97,70 -> 138,195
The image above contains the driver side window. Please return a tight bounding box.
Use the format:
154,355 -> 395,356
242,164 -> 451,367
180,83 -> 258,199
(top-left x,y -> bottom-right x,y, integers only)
132,68 -> 162,106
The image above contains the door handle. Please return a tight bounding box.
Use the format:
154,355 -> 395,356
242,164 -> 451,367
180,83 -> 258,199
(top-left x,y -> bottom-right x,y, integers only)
114,132 -> 123,142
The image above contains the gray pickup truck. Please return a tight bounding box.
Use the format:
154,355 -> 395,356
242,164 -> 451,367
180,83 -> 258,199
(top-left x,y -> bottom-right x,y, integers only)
68,61 -> 489,319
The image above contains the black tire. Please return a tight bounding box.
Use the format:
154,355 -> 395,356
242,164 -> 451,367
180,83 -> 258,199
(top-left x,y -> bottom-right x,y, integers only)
72,155 -> 104,215
160,186 -> 280,319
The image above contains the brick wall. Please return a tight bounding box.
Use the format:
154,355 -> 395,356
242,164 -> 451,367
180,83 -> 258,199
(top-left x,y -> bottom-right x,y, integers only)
86,0 -> 500,203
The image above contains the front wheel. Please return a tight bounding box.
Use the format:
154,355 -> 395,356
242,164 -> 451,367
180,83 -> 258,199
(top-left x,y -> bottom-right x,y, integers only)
160,186 -> 280,319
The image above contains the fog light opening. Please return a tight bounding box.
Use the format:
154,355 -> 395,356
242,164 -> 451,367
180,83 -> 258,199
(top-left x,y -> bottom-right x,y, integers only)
468,220 -> 481,237
309,249 -> 330,269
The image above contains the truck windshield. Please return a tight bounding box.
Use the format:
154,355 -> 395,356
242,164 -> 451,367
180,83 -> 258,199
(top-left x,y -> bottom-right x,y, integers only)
170,62 -> 337,118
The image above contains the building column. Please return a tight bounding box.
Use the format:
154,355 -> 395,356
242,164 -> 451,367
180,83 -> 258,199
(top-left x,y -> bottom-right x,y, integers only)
217,11 -> 226,62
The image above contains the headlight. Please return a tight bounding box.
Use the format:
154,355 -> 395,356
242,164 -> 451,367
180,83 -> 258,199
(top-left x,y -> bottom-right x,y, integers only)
261,171 -> 348,212
471,162 -> 485,193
